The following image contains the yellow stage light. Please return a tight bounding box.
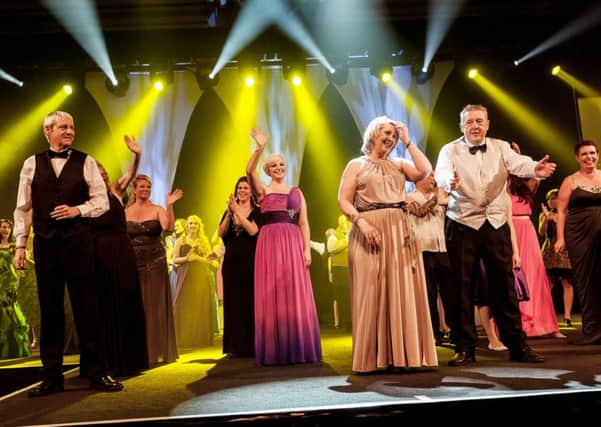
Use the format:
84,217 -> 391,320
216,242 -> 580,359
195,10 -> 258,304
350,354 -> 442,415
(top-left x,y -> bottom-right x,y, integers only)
552,65 -> 561,76
63,84 -> 73,94
468,70 -> 572,162
468,69 -> 478,79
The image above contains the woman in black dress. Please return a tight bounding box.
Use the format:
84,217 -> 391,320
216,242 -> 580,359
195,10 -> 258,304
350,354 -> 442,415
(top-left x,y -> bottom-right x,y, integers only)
94,135 -> 148,376
126,174 -> 183,366
218,176 -> 261,357
539,188 -> 574,326
555,139 -> 601,344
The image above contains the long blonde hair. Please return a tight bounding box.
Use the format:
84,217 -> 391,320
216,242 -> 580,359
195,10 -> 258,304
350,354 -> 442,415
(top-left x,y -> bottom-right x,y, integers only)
185,214 -> 211,255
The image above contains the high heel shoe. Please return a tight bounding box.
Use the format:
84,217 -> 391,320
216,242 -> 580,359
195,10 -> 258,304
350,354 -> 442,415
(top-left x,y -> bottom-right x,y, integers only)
565,318 -> 572,327
553,331 -> 567,338
488,343 -> 508,351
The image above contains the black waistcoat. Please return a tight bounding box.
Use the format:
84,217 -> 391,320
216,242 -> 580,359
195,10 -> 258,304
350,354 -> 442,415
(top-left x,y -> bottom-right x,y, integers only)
32,149 -> 91,239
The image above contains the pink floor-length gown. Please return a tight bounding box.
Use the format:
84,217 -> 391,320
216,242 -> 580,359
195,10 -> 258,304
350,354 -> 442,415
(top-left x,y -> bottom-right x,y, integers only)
254,188 -> 322,365
511,195 -> 560,336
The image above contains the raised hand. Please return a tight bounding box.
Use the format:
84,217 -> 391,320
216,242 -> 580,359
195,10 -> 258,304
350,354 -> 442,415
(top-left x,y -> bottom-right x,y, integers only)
250,128 -> 268,150
166,188 -> 184,205
395,121 -> 410,145
124,135 -> 141,154
227,194 -> 238,215
535,155 -> 557,178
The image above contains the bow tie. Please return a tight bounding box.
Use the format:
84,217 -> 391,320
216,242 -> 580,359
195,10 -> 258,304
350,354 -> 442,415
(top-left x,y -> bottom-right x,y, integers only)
48,149 -> 70,159
468,144 -> 487,155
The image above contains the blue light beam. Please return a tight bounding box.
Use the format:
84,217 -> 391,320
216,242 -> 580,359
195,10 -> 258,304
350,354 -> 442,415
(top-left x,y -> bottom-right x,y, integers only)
0,68 -> 24,87
42,0 -> 117,85
514,2 -> 601,65
424,0 -> 465,72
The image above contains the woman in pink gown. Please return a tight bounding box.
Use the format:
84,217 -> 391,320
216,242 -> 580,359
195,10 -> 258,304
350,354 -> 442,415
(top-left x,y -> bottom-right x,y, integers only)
246,128 -> 322,366
509,175 -> 564,338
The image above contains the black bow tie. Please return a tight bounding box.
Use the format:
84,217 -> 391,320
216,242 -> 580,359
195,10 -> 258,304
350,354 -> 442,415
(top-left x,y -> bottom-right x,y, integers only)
48,149 -> 70,159
468,144 -> 487,155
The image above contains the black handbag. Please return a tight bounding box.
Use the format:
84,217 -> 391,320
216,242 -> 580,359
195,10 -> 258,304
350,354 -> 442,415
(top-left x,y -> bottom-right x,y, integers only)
513,268 -> 530,302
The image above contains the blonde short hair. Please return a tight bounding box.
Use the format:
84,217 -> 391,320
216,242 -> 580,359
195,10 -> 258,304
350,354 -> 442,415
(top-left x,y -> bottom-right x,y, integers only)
361,116 -> 398,155
262,153 -> 286,175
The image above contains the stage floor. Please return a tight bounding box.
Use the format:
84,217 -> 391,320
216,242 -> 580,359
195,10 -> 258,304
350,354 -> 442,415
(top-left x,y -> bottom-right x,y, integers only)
2,320 -> 601,426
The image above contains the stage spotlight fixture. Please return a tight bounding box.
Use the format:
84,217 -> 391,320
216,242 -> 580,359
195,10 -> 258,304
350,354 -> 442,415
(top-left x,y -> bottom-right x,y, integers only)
105,70 -> 130,97
239,62 -> 259,88
551,65 -> 561,76
326,62 -> 349,85
282,61 -> 305,86
468,68 -> 478,79
196,67 -> 219,90
150,68 -> 174,89
370,64 -> 393,83
154,81 -> 164,91
54,69 -> 84,93
412,63 -> 434,85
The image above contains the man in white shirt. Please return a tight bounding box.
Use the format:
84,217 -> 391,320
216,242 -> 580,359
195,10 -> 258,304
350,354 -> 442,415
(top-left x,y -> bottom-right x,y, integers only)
435,104 -> 556,366
407,172 -> 451,346
13,111 -> 122,396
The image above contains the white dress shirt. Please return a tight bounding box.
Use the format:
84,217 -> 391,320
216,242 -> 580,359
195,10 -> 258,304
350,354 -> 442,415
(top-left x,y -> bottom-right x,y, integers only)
434,137 -> 537,230
406,190 -> 447,253
327,231 -> 349,268
13,150 -> 109,248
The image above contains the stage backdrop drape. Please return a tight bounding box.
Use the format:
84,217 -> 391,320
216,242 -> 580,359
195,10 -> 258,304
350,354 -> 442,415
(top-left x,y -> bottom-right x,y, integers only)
85,61 -> 453,234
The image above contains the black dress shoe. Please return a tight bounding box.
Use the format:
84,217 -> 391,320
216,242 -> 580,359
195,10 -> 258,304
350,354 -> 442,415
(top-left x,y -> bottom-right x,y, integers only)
509,347 -> 544,363
89,375 -> 123,392
29,379 -> 64,397
448,351 -> 476,367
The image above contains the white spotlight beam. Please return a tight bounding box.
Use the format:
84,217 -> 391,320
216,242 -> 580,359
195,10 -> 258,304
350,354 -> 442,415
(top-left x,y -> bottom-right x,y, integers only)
424,0 -> 465,71
274,2 -> 335,73
514,2 -> 601,65
0,68 -> 24,87
210,0 -> 334,78
42,0 -> 116,85
209,0 -> 273,78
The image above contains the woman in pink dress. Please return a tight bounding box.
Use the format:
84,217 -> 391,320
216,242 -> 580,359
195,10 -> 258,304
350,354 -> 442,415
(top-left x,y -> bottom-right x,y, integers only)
509,175 -> 564,338
246,128 -> 322,366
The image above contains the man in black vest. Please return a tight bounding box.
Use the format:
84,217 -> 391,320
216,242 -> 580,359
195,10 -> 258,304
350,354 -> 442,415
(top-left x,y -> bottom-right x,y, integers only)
13,111 -> 123,396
